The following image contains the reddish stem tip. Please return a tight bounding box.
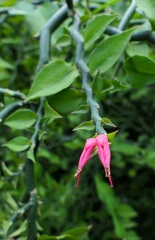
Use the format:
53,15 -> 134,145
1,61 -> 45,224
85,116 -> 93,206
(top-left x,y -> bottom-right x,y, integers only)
109,176 -> 114,188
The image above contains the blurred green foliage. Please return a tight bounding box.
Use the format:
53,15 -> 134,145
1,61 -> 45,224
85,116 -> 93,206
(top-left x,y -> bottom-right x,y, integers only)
0,0 -> 155,239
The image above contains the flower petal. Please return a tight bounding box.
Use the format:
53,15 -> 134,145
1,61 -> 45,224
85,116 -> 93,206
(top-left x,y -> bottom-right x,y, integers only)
74,137 -> 96,187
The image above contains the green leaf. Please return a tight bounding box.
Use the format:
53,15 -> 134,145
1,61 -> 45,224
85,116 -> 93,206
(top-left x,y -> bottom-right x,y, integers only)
6,193 -> 18,211
2,221 -> 12,235
117,204 -> 138,218
56,34 -> 71,47
123,230 -> 141,240
27,148 -> 35,162
92,0 -> 120,14
73,121 -> 95,131
100,79 -> 128,93
136,0 -> 155,29
121,219 -> 137,229
39,234 -> 78,240
126,42 -> 149,57
88,28 -> 134,74
49,88 -> 83,114
9,220 -> 27,237
43,100 -> 62,124
1,162 -> 15,176
39,236 -> 57,240
92,71 -> 103,94
9,1 -> 33,15
111,141 -> 139,156
109,80 -> 128,93
25,2 -> 58,33
124,55 -> 155,88
3,136 -> 31,152
102,118 -> 116,127
107,130 -> 118,142
4,109 -> 37,129
0,57 -> 13,69
71,105 -> 89,114
145,151 -> 155,170
95,174 -> 116,210
64,226 -> 90,236
84,14 -> 117,50
26,60 -> 79,101
95,174 -> 126,238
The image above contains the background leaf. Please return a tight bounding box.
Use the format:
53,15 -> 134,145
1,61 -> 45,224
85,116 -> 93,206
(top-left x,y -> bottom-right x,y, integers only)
73,121 -> 95,131
49,88 -> 83,114
88,29 -> 134,74
124,55 -> 155,88
43,100 -> 62,124
136,0 -> 155,28
84,14 -> 117,50
4,109 -> 37,129
27,60 -> 79,101
3,136 -> 31,152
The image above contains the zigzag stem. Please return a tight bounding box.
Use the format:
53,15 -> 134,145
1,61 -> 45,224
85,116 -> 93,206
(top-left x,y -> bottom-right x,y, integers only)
0,88 -> 25,100
0,101 -> 23,121
23,4 -> 69,240
113,0 -> 136,79
71,13 -> 106,134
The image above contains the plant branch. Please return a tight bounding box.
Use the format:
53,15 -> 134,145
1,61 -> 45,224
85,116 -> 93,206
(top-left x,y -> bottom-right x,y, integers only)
105,26 -> 155,45
66,0 -> 74,11
0,101 -> 23,121
71,12 -> 106,134
36,4 -> 68,73
2,162 -> 25,182
23,95 -> 43,240
22,4 -> 70,239
118,0 -> 136,30
113,0 -> 136,79
10,202 -> 32,223
0,88 -> 25,100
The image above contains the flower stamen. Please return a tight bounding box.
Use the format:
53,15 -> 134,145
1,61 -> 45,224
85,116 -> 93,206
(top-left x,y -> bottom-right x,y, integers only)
105,167 -> 113,187
105,167 -> 111,177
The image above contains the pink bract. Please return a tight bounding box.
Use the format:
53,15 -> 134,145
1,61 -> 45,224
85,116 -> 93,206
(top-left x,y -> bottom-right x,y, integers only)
96,134 -> 113,187
74,134 -> 113,188
73,138 -> 96,187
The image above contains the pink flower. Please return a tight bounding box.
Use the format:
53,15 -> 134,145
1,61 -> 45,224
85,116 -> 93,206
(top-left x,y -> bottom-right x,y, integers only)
74,134 -> 113,187
73,138 -> 96,187
96,134 -> 113,187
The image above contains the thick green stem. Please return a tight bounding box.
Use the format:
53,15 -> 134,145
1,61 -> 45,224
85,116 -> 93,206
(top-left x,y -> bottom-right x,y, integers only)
0,88 -> 25,99
71,13 -> 106,134
22,4 -> 70,239
0,101 -> 23,121
25,159 -> 37,240
113,0 -> 136,79
118,0 -> 136,30
36,5 -> 68,73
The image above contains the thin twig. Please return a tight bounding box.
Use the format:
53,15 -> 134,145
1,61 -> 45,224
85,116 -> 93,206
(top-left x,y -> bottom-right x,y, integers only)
105,26 -> 155,45
118,0 -> 136,30
0,88 -> 25,100
113,0 -> 136,79
0,101 -> 23,121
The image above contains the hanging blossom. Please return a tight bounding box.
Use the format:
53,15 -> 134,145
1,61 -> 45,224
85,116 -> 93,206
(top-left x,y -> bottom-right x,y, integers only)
73,134 -> 113,187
